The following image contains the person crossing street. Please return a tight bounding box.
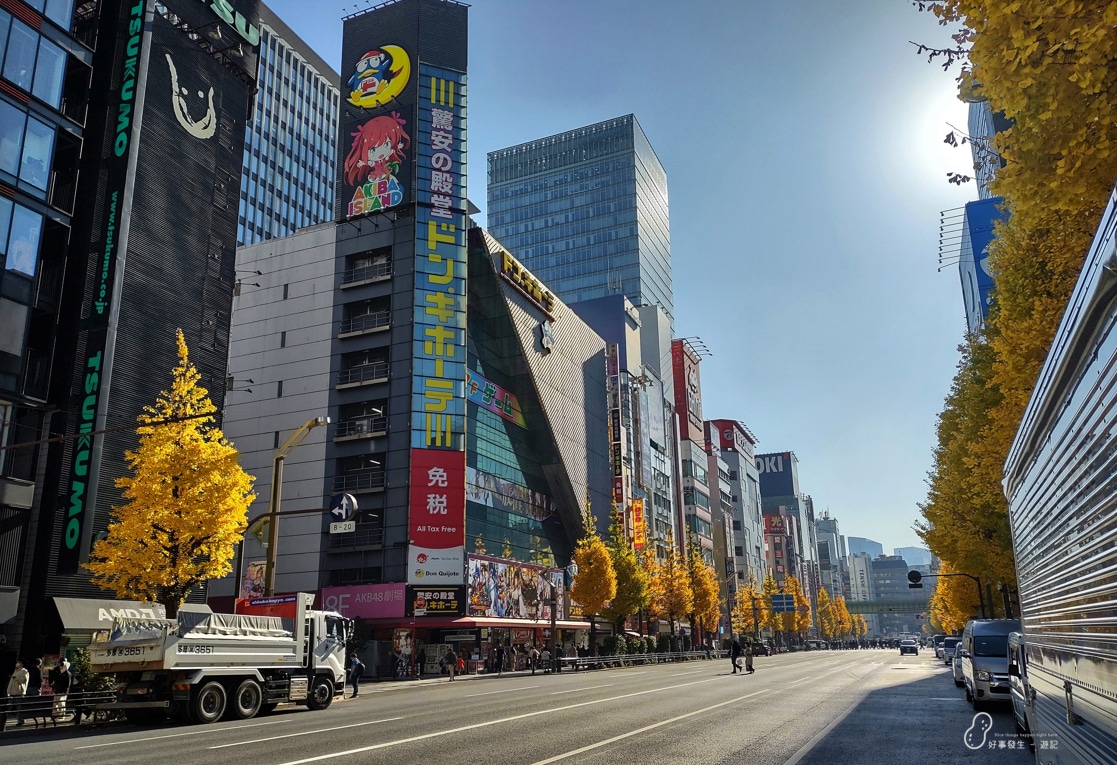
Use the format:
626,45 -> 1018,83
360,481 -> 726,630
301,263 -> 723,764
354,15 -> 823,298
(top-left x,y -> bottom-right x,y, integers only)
730,638 -> 743,674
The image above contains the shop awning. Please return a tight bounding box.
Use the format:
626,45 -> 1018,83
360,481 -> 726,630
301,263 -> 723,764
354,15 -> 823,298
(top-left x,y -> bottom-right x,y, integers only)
52,598 -> 166,632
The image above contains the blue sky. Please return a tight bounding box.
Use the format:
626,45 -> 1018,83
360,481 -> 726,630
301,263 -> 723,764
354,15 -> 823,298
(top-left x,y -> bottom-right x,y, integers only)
268,0 -> 975,554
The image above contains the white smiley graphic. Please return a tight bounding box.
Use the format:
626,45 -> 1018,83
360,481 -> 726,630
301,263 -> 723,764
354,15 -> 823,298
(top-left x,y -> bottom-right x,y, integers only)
166,54 -> 216,140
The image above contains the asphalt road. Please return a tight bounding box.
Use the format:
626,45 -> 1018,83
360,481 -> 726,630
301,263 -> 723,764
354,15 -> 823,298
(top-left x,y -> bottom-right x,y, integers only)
2,649 -> 1032,764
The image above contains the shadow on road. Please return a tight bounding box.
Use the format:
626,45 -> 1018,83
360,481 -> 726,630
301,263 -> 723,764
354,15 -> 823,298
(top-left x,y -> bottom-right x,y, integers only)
792,664 -> 1031,765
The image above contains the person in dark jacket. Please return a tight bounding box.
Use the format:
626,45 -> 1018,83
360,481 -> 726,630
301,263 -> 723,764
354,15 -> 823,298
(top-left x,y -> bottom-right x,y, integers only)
49,659 -> 72,719
18,657 -> 43,724
730,639 -> 743,674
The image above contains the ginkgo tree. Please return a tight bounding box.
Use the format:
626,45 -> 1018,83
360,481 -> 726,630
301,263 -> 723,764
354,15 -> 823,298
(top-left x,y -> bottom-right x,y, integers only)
731,577 -> 765,641
85,331 -> 256,616
569,505 -> 616,656
648,531 -> 692,639
685,532 -> 721,646
602,504 -> 649,634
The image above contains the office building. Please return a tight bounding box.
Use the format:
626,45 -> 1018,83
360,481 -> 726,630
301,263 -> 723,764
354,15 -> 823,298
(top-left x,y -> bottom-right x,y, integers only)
706,419 -> 764,587
894,546 -> 933,567
847,552 -> 876,636
704,433 -> 735,628
237,2 -> 340,246
847,536 -> 883,559
757,451 -> 818,608
871,555 -> 929,636
672,339 -> 713,560
215,0 -> 615,669
487,115 -> 673,324
957,197 -> 1006,334
569,295 -> 680,560
816,513 -> 846,599
2,0 -> 262,658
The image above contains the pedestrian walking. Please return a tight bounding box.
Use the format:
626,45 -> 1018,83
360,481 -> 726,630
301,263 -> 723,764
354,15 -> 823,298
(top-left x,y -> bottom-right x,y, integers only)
417,648 -> 427,678
49,659 -> 72,720
494,643 -> 505,675
5,658 -> 28,728
745,642 -> 755,674
529,644 -> 540,675
540,646 -> 551,674
554,644 -> 564,673
347,653 -> 365,697
730,638 -> 743,674
445,648 -> 458,681
19,658 -> 43,725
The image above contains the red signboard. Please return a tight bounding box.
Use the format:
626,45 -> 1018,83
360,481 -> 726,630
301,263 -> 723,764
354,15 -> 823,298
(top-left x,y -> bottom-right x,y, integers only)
613,476 -> 624,503
408,448 -> 466,584
764,514 -> 786,534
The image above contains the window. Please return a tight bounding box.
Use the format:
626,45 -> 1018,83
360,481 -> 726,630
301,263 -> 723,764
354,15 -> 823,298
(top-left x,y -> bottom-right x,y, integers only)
280,330 -> 286,348
0,197 -> 11,253
0,99 -> 24,175
3,19 -> 37,91
32,37 -> 66,107
44,0 -> 75,29
6,203 -> 42,276
276,380 -> 283,398
734,546 -> 743,557
283,283 -> 289,299
273,431 -> 280,449
19,115 -> 53,190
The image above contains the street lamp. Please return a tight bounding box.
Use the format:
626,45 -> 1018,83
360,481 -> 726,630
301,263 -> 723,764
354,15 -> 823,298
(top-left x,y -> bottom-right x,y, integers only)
264,416 -> 330,596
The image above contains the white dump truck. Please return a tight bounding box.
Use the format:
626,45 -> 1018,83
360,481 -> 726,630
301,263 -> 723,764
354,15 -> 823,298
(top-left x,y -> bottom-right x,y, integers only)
89,593 -> 348,724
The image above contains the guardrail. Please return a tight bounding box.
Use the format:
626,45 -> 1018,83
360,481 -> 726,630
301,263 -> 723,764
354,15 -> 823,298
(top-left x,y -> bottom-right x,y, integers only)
551,649 -> 727,671
0,689 -> 121,731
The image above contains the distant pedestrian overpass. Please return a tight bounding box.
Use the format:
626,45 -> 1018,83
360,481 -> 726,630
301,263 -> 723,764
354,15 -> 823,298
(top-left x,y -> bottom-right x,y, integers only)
844,599 -> 931,614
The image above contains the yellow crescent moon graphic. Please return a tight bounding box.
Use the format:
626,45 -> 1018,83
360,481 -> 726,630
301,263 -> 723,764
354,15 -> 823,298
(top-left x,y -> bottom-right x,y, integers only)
348,44 -> 411,109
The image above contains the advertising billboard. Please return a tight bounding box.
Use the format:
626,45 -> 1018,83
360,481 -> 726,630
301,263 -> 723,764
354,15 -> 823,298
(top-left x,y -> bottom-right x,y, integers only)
321,582 -> 406,619
467,555 -> 564,620
58,0 -> 259,574
466,369 -> 526,428
337,9 -> 418,219
671,340 -> 704,444
408,448 -> 466,584
632,499 -> 646,550
406,585 -> 466,617
466,466 -> 555,521
756,451 -> 797,498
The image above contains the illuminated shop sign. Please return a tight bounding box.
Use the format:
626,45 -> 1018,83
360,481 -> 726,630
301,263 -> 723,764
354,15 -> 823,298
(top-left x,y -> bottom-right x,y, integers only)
465,369 -> 526,428
632,499 -> 646,550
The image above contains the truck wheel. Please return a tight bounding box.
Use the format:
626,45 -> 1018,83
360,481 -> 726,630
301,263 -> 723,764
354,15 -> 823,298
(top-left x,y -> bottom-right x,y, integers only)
193,681 -> 227,724
230,679 -> 263,720
306,676 -> 334,711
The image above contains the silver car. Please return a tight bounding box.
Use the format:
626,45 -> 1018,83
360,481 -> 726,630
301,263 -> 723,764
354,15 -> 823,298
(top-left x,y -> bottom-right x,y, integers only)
953,650 -> 965,687
942,636 -> 960,664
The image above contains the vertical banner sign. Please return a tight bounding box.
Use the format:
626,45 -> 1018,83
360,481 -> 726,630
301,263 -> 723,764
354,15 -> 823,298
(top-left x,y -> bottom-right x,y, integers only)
632,499 -> 646,550
409,63 -> 468,585
58,0 -> 148,574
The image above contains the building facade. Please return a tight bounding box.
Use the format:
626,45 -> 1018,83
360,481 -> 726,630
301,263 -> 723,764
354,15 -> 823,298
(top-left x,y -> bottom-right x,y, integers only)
756,451 -> 818,609
237,2 -> 339,246
672,339 -> 712,560
706,419 -> 764,587
486,115 -> 673,324
2,0 -> 262,658
847,551 -> 876,636
847,536 -> 883,559
870,555 -> 929,636
894,546 -> 933,567
568,294 -> 680,560
815,513 -> 846,601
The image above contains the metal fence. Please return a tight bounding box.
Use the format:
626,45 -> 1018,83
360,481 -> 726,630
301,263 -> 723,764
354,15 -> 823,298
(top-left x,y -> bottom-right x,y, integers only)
0,689 -> 120,730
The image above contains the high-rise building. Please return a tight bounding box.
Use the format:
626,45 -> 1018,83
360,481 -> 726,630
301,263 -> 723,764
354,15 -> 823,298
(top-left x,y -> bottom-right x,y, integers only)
487,115 -> 673,323
214,0 -> 613,664
704,433 -> 735,629
894,546 -> 933,567
847,536 -> 884,559
3,0 -> 262,658
847,552 -> 877,636
757,451 -> 818,608
706,420 -> 765,587
568,295 -> 680,560
816,513 -> 846,599
673,339 -> 713,559
871,555 -> 929,635
237,2 -> 340,246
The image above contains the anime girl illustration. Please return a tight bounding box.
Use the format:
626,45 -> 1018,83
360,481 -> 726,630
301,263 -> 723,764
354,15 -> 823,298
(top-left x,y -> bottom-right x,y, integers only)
345,112 -> 410,187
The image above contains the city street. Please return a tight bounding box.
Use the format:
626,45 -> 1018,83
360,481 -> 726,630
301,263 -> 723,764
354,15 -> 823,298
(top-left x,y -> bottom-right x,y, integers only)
3,650 -> 1029,764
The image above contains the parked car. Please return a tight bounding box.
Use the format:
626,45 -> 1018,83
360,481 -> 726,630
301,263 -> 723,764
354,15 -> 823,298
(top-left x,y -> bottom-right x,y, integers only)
751,643 -> 772,656
899,639 -> 919,656
953,650 -> 965,687
933,635 -> 948,659
961,619 -> 1021,710
942,636 -> 961,664
1008,631 -> 1035,751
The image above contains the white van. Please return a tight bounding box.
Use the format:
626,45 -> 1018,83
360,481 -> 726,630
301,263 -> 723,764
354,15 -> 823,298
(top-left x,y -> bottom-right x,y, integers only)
960,619 -> 1020,711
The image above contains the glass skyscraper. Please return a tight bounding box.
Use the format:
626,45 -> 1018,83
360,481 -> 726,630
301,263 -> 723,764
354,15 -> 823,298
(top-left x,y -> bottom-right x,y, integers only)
487,115 -> 673,323
238,2 -> 339,246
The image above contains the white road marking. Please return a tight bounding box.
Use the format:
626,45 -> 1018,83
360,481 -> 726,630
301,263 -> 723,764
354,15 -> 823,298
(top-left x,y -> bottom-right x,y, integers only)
464,685 -> 540,698
526,689 -> 770,765
271,676 -> 724,765
788,676 -> 812,686
208,717 -> 403,749
550,684 -> 612,695
928,697 -> 965,701
668,669 -> 708,676
75,718 -> 290,749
